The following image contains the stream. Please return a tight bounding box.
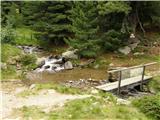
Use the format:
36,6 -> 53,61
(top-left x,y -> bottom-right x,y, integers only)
18,45 -> 107,87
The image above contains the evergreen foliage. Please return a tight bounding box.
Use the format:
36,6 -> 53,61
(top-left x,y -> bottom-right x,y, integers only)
1,1 -> 23,28
1,1 -> 160,57
23,1 -> 72,45
66,1 -> 100,58
1,22 -> 16,44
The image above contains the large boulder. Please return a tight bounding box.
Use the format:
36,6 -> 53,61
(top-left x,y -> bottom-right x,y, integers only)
118,46 -> 131,55
62,49 -> 78,59
64,61 -> 73,70
129,41 -> 140,50
118,41 -> 140,55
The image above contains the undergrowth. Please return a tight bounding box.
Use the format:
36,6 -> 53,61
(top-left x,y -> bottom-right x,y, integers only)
132,94 -> 160,120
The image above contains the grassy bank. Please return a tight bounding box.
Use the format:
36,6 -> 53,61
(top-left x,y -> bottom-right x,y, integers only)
15,95 -> 148,120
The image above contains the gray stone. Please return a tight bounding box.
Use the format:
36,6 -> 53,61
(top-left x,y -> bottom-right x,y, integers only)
64,61 -> 73,70
62,49 -> 78,59
129,41 -> 140,50
36,57 -> 45,68
118,46 -> 131,55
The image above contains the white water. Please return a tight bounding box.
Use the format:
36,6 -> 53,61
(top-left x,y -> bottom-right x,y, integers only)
35,57 -> 65,73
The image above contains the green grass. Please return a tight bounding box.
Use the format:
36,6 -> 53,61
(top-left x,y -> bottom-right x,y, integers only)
149,76 -> 160,93
17,90 -> 38,98
1,44 -> 22,62
17,106 -> 47,120
17,83 -> 89,98
1,65 -> 20,79
1,44 -> 37,80
49,97 -> 148,120
132,94 -> 160,120
1,44 -> 22,80
35,83 -> 85,95
14,27 -> 45,46
16,96 -> 148,120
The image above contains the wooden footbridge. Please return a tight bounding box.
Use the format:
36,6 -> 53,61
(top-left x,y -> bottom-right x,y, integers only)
96,62 -> 157,94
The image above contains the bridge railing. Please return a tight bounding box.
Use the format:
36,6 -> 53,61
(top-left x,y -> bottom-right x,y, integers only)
108,62 -> 157,94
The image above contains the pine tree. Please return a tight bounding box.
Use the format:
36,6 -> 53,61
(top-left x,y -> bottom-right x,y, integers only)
1,1 -> 23,28
24,1 -> 72,45
66,1 -> 100,58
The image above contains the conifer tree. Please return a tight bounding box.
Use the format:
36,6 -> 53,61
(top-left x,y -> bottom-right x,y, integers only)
66,1 -> 100,58
25,1 -> 72,45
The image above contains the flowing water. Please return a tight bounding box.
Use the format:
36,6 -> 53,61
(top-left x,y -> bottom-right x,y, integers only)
26,68 -> 107,84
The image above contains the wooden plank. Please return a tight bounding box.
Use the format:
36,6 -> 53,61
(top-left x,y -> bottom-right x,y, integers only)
96,75 -> 152,91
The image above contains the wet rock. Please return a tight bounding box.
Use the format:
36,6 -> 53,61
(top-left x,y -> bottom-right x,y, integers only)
62,49 -> 78,59
36,57 -> 46,68
44,65 -> 50,69
37,60 -> 45,68
64,61 -> 73,70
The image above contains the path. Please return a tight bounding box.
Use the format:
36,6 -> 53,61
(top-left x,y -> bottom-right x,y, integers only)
0,82 -> 90,119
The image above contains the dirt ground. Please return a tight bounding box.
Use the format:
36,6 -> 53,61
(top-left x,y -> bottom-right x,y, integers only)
0,82 -> 90,119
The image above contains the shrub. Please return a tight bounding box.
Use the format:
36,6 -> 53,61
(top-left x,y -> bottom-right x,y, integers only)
1,44 -> 22,62
132,94 -> 160,120
101,30 -> 129,51
1,65 -> 17,79
1,23 -> 16,44
80,50 -> 97,58
20,54 -> 37,70
149,76 -> 160,92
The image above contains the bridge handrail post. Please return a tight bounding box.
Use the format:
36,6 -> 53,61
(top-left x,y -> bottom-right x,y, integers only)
140,65 -> 146,91
117,71 -> 122,95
